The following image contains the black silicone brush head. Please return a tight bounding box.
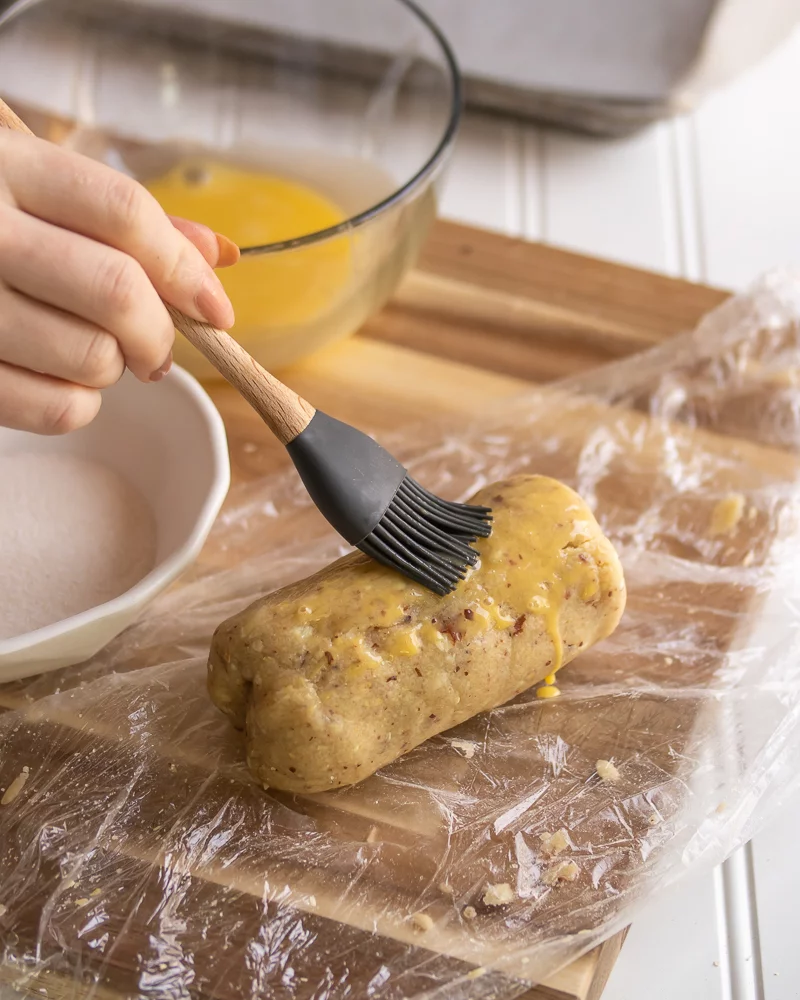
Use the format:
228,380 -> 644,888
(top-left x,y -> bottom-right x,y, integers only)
286,411 -> 492,595
359,477 -> 492,595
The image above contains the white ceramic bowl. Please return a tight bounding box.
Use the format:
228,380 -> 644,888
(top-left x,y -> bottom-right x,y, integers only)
0,367 -> 230,682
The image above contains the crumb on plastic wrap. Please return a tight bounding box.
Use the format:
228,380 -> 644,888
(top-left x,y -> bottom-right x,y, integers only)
543,861 -> 580,886
539,829 -> 570,856
3,272 -> 800,997
483,883 -> 516,906
0,766 -> 29,806
596,759 -> 621,783
709,493 -> 745,536
410,912 -> 434,933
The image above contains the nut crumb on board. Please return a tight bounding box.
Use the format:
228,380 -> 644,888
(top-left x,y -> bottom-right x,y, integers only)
410,912 -> 434,933
539,829 -> 570,856
543,861 -> 580,886
467,968 -> 486,980
437,882 -> 454,896
365,825 -> 380,844
596,759 -> 621,783
482,883 -> 515,906
709,493 -> 745,536
462,905 -> 478,920
0,903 -> 7,917
1,767 -> 30,806
450,739 -> 477,758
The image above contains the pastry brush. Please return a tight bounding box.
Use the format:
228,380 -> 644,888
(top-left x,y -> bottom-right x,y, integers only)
169,311 -> 493,595
0,100 -> 492,596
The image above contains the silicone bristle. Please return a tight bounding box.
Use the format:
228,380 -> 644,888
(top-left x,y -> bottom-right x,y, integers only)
357,477 -> 493,595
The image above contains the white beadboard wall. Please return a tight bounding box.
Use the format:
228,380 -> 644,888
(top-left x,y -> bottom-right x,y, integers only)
440,25 -> 800,999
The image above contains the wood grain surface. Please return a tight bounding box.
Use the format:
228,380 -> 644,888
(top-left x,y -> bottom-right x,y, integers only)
210,219 -> 729,487
0,221 -> 736,1000
195,221 -> 730,1000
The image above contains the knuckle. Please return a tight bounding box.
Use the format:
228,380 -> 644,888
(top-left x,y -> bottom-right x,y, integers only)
160,236 -> 195,289
95,254 -> 143,316
77,329 -> 123,386
103,172 -> 144,235
41,387 -> 94,435
159,250 -> 183,291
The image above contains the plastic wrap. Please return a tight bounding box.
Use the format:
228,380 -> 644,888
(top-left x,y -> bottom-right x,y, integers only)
3,272 -> 800,998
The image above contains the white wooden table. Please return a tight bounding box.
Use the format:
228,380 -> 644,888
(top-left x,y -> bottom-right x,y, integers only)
439,28 -> 800,999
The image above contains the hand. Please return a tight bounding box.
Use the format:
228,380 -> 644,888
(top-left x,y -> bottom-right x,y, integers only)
0,131 -> 239,434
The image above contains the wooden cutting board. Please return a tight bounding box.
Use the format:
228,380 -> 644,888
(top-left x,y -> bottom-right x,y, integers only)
212,220 -> 728,488
0,221 -> 734,1000
201,221 -> 729,1000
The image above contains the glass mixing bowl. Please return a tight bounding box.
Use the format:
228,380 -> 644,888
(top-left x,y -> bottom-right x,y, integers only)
0,0 -> 460,379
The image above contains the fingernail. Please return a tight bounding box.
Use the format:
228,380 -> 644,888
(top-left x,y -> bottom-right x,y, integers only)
196,274 -> 235,329
150,352 -> 173,382
215,232 -> 240,267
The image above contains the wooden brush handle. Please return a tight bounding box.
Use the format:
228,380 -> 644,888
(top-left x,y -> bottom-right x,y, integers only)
0,98 -> 34,135
0,97 -> 315,445
166,308 -> 315,443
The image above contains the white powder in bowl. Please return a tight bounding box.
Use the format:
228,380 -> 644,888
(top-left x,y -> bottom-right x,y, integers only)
0,453 -> 157,639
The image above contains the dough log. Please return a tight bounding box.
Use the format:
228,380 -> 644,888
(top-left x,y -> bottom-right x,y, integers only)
208,475 -> 626,793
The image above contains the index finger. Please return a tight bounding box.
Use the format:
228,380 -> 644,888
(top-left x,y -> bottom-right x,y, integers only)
0,132 -> 235,329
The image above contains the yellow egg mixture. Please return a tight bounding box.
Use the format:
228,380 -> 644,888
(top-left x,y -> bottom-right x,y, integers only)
146,160 -> 352,330
283,476 -> 605,697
